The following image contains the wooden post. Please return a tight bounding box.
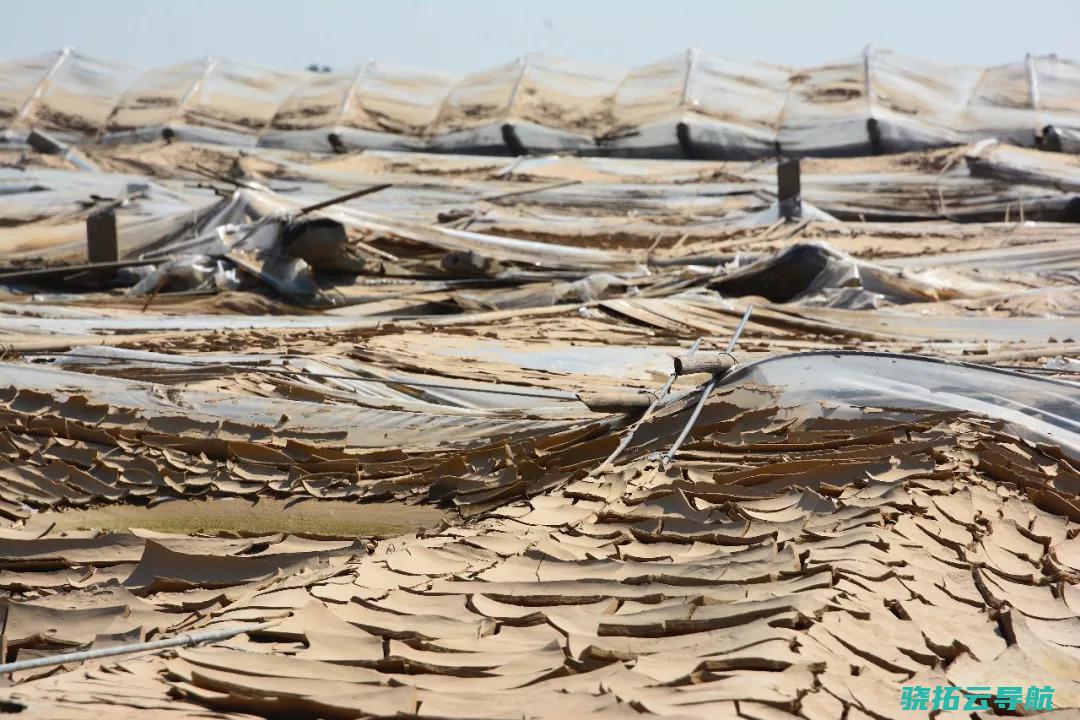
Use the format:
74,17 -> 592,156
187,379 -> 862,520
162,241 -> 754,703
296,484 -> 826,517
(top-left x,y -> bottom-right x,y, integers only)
27,128 -> 65,155
673,353 -> 735,377
577,391 -> 655,414
86,209 -> 118,263
777,158 -> 802,221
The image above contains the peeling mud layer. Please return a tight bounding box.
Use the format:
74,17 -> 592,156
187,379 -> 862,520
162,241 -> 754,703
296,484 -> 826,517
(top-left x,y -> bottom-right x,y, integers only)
0,136 -> 1078,719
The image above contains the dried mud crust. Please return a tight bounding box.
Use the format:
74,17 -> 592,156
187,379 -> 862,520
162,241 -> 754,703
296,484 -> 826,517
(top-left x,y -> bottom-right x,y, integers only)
1,389 -> 1079,717
22,497 -> 446,538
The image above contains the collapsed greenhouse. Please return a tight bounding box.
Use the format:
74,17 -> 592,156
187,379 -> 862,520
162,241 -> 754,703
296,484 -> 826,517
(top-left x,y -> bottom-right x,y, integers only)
3,47 -> 1080,156
0,47 -> 1078,719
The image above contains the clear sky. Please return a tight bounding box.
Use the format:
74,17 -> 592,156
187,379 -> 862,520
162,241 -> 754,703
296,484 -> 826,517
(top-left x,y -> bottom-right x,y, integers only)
7,0 -> 1079,73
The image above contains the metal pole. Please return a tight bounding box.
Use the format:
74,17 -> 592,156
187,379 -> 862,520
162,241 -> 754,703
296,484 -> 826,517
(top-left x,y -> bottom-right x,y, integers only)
661,304 -> 753,465
0,622 -> 270,675
298,184 -> 393,215
591,338 -> 703,475
723,304 -> 755,356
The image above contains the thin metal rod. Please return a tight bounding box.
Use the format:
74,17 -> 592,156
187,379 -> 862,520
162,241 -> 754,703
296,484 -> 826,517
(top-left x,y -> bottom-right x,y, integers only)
0,622 -> 270,675
481,179 -> 580,203
662,304 -> 754,464
298,184 -> 393,215
591,337 -> 703,475
724,304 -> 754,354
0,259 -> 159,283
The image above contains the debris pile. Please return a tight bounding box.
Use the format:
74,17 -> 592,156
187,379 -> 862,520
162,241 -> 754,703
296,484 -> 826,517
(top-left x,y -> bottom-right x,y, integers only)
0,60 -> 1078,717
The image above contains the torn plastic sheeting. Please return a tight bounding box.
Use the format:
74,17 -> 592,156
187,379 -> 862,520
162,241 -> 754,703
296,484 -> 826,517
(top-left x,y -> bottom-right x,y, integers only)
91,210 -> 318,300
0,362 -> 578,448
0,170 -> 209,222
670,291 -> 1078,343
805,176 -> 1079,224
965,141 -> 1080,194
284,218 -> 374,273
561,273 -> 630,303
0,313 -> 372,336
725,351 -> 1080,456
795,286 -> 885,310
717,200 -> 838,228
1045,356 -> 1080,371
50,346 -> 285,367
227,250 -> 320,303
709,243 -> 860,303
770,305 -> 1080,344
424,340 -> 674,380
127,254 -> 240,295
237,186 -> 635,271
47,346 -> 584,413
281,358 -> 582,413
0,170 -> 227,261
1043,125 -> 1080,153
144,215 -> 326,302
0,302 -> 131,320
131,192 -> 253,260
451,273 -> 634,311
887,236 -> 1080,275
710,242 -> 990,306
